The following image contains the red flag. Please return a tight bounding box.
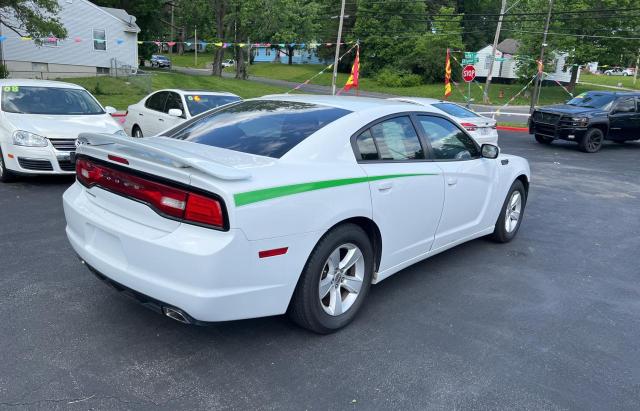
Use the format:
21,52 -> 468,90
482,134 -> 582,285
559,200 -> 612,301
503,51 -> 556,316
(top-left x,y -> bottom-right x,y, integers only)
344,48 -> 360,92
444,48 -> 452,99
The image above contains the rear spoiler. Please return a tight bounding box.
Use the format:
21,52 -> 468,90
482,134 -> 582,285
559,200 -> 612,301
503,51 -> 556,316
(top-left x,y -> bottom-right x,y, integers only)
76,133 -> 250,181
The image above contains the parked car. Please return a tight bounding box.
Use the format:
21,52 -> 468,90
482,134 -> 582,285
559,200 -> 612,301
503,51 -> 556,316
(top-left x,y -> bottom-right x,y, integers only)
150,55 -> 172,69
529,91 -> 640,153
0,79 -> 125,182
124,89 -> 241,137
221,59 -> 235,68
389,97 -> 498,145
64,95 -> 530,333
604,67 -> 634,76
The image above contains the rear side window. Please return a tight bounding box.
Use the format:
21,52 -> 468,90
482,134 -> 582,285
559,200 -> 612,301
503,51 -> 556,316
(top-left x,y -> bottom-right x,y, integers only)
145,92 -> 168,112
167,100 -> 351,158
355,116 -> 424,161
614,97 -> 635,113
432,103 -> 479,118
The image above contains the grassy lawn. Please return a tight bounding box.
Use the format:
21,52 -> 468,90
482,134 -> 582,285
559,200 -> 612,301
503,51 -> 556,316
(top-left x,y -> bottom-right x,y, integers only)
245,63 -> 630,106
579,72 -> 639,90
62,72 -> 289,111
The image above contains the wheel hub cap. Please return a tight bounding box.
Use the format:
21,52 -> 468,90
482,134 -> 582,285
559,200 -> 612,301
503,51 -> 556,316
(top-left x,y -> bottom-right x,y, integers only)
505,191 -> 522,233
318,243 -> 365,316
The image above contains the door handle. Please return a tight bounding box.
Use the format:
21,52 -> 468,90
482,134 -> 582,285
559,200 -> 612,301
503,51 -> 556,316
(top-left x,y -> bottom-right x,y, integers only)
447,177 -> 458,186
377,181 -> 393,191
138,113 -> 143,116
159,118 -> 164,122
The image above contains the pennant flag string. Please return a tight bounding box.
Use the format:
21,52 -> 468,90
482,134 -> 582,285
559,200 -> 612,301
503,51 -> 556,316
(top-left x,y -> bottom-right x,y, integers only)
287,42 -> 359,94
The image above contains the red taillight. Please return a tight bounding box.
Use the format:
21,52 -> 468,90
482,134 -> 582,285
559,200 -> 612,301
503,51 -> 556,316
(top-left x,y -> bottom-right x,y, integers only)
461,122 -> 478,131
76,157 -> 225,229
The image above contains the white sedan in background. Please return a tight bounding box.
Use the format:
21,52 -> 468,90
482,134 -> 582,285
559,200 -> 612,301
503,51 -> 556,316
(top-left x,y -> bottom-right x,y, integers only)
390,97 -> 498,145
64,95 -> 529,333
124,89 -> 241,137
0,79 -> 124,182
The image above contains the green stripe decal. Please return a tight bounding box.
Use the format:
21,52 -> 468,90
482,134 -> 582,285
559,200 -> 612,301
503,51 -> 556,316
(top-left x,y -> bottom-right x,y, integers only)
234,173 -> 436,207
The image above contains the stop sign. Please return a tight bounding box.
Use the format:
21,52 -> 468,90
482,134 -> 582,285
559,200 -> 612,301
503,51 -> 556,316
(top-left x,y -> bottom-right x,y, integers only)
462,65 -> 476,82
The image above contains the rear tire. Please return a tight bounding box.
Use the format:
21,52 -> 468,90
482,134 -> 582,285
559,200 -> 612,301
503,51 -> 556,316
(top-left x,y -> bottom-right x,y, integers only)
491,180 -> 527,243
0,148 -> 16,183
289,224 -> 374,334
132,125 -> 143,138
578,128 -> 604,153
534,134 -> 554,145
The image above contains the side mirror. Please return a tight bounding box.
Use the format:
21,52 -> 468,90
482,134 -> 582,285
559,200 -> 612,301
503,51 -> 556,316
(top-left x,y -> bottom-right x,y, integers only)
168,108 -> 183,118
104,106 -> 117,114
481,143 -> 499,159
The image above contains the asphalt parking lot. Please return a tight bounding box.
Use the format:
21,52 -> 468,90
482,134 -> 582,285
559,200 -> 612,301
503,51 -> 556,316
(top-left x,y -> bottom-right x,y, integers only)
1,131 -> 639,410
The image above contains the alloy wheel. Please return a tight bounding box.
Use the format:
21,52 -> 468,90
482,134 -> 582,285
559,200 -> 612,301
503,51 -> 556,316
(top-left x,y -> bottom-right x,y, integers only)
318,243 -> 365,316
588,133 -> 603,152
505,191 -> 522,233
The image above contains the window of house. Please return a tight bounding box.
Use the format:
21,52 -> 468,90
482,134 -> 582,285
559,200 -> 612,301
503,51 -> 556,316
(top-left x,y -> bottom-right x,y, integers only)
484,56 -> 493,70
96,67 -> 110,75
31,62 -> 49,72
265,48 -> 271,56
93,29 -> 106,51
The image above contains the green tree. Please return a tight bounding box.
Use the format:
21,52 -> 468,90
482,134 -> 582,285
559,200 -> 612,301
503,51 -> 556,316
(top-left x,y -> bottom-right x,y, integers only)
0,0 -> 67,40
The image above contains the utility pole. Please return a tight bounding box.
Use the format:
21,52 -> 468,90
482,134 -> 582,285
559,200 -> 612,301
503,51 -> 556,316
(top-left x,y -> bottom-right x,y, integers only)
194,27 -> 198,67
483,0 -> 507,104
169,2 -> 175,54
331,0 -> 347,95
634,48 -> 640,86
529,0 -> 554,112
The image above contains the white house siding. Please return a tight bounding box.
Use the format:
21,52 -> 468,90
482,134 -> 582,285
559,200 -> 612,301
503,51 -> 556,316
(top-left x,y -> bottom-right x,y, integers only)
1,0 -> 138,78
473,45 -> 511,79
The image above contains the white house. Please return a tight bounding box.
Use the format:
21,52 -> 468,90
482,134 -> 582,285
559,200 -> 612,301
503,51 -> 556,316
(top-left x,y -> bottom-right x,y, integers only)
473,38 -> 579,84
0,0 -> 139,78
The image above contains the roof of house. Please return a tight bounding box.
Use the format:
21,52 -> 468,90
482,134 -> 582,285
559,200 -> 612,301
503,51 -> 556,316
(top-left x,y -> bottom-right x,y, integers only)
99,6 -> 140,32
497,38 -> 520,55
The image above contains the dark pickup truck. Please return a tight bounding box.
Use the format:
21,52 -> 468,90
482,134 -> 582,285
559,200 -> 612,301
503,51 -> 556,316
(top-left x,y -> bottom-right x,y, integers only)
529,91 -> 640,153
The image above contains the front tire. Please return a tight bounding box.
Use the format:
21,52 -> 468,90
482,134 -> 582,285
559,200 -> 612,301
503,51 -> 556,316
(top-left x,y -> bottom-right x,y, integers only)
132,125 -> 143,138
0,148 -> 16,183
578,128 -> 604,153
534,134 -> 554,145
289,224 -> 374,334
491,180 -> 527,243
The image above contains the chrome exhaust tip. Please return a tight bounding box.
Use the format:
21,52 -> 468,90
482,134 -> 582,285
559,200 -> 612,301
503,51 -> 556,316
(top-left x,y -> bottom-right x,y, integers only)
163,306 -> 191,324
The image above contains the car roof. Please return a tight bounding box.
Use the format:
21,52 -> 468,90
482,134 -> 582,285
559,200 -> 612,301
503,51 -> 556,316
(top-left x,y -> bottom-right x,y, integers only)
155,89 -> 240,97
0,79 -> 85,89
582,90 -> 640,96
388,97 -> 445,106
255,94 -> 425,113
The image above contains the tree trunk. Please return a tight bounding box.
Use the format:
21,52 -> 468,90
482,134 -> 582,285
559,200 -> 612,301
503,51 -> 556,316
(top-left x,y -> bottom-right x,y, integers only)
211,0 -> 226,76
568,64 -> 579,92
235,45 -> 247,79
287,45 -> 294,65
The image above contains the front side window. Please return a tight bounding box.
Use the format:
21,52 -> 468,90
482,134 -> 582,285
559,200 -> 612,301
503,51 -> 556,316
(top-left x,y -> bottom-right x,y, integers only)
165,92 -> 184,114
166,100 -> 351,158
93,29 -> 106,51
145,92 -> 168,112
418,116 -> 479,160
1,86 -> 104,115
358,116 -> 424,161
184,94 -> 241,116
614,97 -> 635,113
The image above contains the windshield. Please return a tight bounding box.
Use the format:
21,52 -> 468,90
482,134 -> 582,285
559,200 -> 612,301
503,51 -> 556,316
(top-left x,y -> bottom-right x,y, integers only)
1,86 -> 104,115
185,94 -> 241,116
432,102 -> 480,118
566,93 -> 616,109
167,100 -> 351,158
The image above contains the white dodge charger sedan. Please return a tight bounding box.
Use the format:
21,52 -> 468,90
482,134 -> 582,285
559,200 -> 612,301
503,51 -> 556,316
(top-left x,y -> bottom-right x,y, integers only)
0,80 -> 125,182
63,95 -> 530,333
389,97 -> 499,146
124,89 -> 241,138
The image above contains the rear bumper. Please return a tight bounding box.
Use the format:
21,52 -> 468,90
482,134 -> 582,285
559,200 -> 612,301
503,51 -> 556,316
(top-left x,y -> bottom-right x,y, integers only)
63,182 -> 319,322
469,130 -> 499,146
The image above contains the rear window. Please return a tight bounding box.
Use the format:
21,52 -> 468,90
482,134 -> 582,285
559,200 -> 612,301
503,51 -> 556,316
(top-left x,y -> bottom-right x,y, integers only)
185,94 -> 241,116
432,103 -> 479,118
167,100 -> 351,158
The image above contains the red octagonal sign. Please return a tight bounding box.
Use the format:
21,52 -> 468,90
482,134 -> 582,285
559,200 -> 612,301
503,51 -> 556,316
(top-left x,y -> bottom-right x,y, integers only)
462,65 -> 476,82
